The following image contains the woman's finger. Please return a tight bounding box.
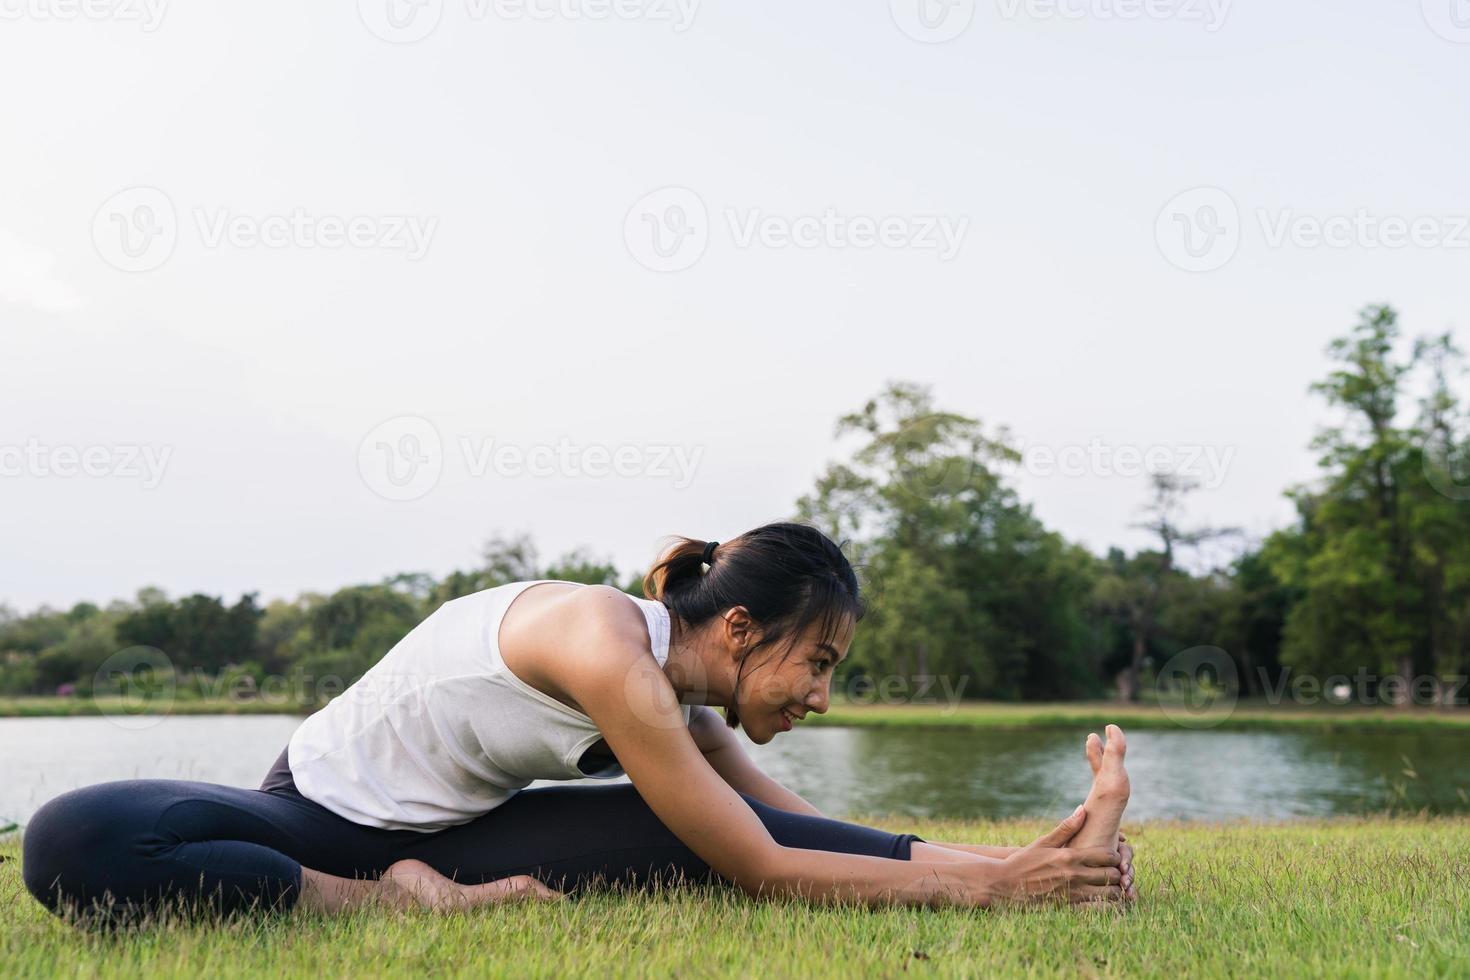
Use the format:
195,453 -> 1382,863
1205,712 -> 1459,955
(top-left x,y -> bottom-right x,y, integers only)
1078,866 -> 1123,886
1077,846 -> 1123,867
1034,805 -> 1088,847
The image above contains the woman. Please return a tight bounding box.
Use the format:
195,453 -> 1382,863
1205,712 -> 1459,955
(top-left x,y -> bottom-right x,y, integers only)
23,521 -> 1135,923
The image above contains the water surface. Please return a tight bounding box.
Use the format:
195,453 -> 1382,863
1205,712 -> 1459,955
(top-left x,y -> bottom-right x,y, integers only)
3,715 -> 1467,827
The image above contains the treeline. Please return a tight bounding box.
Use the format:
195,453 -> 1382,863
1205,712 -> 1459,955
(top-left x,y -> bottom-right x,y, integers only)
2,305 -> 1467,706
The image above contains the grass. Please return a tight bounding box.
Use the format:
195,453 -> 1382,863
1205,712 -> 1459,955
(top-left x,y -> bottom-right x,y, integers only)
812,699 -> 1470,734
4,696 -> 1470,734
3,815 -> 1468,978
0,697 -> 300,718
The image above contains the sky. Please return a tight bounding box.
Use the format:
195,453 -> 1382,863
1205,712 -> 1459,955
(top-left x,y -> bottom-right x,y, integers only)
2,0 -> 1468,611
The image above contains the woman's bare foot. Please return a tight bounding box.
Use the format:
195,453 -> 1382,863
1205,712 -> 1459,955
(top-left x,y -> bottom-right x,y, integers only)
378,859 -> 563,912
1071,724 -> 1130,854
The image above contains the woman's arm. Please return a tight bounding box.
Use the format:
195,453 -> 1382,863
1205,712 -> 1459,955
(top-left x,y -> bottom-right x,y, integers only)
686,704 -> 825,818
530,587 -> 1122,909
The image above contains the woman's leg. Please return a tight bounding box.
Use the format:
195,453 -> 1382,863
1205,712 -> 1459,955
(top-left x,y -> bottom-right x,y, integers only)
22,778 -> 559,923
395,782 -> 929,895
20,777 -> 922,921
23,780 -> 317,922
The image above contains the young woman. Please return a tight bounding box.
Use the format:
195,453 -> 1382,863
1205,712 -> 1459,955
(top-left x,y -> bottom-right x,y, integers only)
23,521 -> 1135,924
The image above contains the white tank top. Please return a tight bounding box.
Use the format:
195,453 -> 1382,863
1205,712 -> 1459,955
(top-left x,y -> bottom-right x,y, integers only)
286,580 -> 690,832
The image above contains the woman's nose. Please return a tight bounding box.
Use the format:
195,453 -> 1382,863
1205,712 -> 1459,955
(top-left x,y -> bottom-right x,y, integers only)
806,677 -> 830,714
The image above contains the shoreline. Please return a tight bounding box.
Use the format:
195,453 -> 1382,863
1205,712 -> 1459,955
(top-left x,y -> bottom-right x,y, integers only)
3,697 -> 1468,733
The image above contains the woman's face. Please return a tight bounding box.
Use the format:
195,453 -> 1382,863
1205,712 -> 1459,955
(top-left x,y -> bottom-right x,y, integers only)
736,614 -> 853,745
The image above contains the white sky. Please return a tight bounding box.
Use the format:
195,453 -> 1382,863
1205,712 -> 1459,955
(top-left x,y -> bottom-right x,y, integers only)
3,0 -> 1468,611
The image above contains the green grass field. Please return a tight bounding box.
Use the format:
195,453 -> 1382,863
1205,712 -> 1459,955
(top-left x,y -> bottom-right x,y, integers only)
4,696 -> 1469,733
3,815 -> 1467,978
813,700 -> 1470,734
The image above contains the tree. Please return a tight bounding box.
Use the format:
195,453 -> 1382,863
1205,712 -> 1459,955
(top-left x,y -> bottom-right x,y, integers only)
1268,305 -> 1470,703
542,548 -> 620,586
117,593 -> 262,674
799,381 -> 1100,699
428,531 -> 541,608
1095,472 -> 1237,702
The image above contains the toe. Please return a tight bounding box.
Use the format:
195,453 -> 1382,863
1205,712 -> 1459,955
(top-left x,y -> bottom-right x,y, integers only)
1086,733 -> 1103,774
1105,724 -> 1127,763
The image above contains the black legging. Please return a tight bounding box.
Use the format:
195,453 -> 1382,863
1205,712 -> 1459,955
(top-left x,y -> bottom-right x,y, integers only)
22,749 -> 923,923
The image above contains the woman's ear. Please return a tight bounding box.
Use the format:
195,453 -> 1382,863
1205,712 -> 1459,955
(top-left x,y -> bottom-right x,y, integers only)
721,606 -> 758,658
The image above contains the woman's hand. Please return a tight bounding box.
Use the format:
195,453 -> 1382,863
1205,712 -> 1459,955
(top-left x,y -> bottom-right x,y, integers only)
1027,804 -> 1136,904
1118,832 -> 1136,902
982,805 -> 1125,907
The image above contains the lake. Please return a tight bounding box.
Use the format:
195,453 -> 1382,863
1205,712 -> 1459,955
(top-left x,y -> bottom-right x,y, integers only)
3,715 -> 1468,828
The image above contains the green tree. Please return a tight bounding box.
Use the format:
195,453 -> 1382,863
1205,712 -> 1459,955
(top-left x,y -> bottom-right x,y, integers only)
1094,472 -> 1236,702
1267,305 -> 1470,702
799,381 -> 1099,699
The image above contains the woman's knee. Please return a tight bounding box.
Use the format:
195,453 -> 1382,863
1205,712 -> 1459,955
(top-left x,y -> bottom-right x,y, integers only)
21,781 -> 171,915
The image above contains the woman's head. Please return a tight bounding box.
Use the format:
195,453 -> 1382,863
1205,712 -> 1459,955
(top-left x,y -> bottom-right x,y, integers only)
642,521 -> 864,743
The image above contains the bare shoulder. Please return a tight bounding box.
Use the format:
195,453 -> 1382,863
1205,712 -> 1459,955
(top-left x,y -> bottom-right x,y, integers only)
498,583 -> 655,706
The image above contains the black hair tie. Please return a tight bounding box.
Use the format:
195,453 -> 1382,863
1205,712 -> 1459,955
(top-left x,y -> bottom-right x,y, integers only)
701,540 -> 719,566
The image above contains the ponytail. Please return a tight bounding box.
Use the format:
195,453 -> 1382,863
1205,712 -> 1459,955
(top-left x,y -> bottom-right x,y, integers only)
642,521 -> 864,729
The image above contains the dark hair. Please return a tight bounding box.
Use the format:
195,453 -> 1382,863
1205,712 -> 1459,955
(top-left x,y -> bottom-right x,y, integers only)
642,521 -> 865,729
